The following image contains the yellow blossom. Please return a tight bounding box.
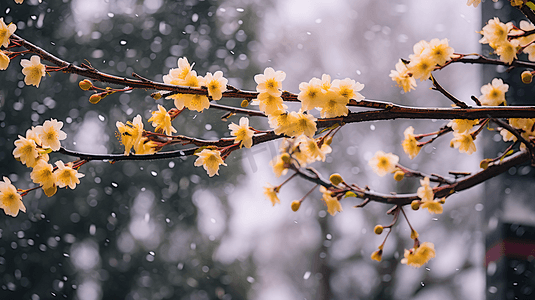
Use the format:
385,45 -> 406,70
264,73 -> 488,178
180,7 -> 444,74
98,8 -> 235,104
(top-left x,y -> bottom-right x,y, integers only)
283,111 -> 317,138
55,161 -> 84,189
268,112 -> 292,135
184,94 -> 210,112
228,117 -> 254,148
256,92 -> 286,116
500,128 -> 516,142
203,71 -> 228,100
148,104 -> 177,136
171,70 -> 210,112
495,39 -> 520,64
194,149 -> 226,177
320,186 -> 342,216
15,0 -> 24,4
421,200 -> 443,214
466,0 -> 481,7
164,64 -> 200,110
36,119 -> 67,151
511,0 -> 524,6
0,51 -> 9,70
411,40 -> 430,57
0,18 -> 17,48
447,119 -> 478,133
25,126 -> 42,145
509,118 -> 535,132
0,177 -> 25,217
401,126 -> 420,159
319,90 -> 350,118
320,74 -> 332,92
416,177 -> 434,202
13,135 -> 39,167
401,242 -> 436,267
297,135 -> 332,163
450,132 -> 476,155
368,151 -> 399,177
263,183 -> 280,206
517,20 -> 535,47
407,55 -> 435,81
479,17 -> 513,49
298,77 -> 325,111
20,55 -> 46,87
163,57 -> 193,85
331,78 -> 365,101
133,138 -> 158,155
254,67 -> 286,96
479,78 -> 508,106
30,159 -> 56,191
116,114 -> 144,155
390,59 -> 417,92
423,38 -> 457,66
523,44 -> 535,61
270,154 -> 289,178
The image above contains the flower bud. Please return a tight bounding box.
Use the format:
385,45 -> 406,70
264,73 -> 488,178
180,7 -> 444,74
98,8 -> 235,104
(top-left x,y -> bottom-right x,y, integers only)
151,92 -> 162,100
79,79 -> 92,91
480,158 -> 491,170
371,249 -> 383,262
374,225 -> 383,235
280,153 -> 291,163
411,200 -> 420,210
329,173 -> 344,185
89,94 -> 102,104
344,191 -> 356,198
241,100 -> 249,107
411,229 -> 419,240
522,71 -> 533,84
438,197 -> 446,204
291,200 -> 301,212
324,136 -> 333,145
393,170 -> 405,181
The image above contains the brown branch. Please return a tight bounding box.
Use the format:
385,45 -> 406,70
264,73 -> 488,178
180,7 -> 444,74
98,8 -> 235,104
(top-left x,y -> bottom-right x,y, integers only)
430,75 -> 469,108
491,117 -> 535,165
520,3 -> 535,26
292,150 -> 530,207
11,34 -> 535,124
454,55 -> 535,69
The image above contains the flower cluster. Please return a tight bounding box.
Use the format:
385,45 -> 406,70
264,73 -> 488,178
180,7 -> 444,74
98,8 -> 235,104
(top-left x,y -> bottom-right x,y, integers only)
163,57 -> 228,112
478,18 -> 535,64
274,135 -> 332,170
390,38 -> 457,92
116,114 -> 159,155
0,18 -> 16,70
479,17 -> 518,64
7,119 -> 85,216
416,177 -> 443,214
500,118 -> 535,150
263,133 -> 334,211
1,18 -> 48,87
297,74 -> 365,118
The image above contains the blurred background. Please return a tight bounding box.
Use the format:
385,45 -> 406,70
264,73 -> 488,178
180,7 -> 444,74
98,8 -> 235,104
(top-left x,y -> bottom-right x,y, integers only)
0,0 -> 493,299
